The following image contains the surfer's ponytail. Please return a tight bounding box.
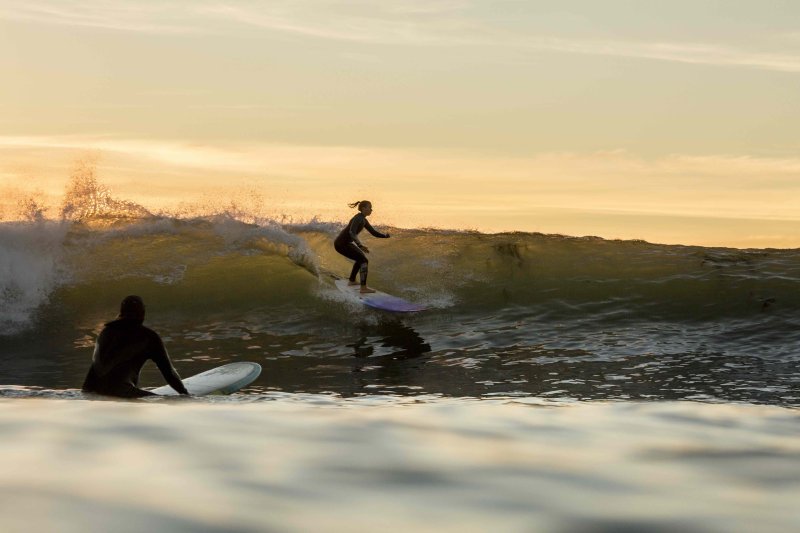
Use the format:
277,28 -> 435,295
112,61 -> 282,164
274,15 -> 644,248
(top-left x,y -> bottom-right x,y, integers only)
348,200 -> 371,209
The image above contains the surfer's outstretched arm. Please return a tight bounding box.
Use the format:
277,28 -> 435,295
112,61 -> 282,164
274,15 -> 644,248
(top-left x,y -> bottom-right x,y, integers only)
364,219 -> 389,239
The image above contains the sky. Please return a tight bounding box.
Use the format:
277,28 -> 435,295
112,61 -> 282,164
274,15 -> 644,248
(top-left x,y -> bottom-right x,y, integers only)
1,1 -> 798,247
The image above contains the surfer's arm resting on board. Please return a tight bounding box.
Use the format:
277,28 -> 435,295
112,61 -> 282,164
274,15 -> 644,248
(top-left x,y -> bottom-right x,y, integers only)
150,336 -> 189,396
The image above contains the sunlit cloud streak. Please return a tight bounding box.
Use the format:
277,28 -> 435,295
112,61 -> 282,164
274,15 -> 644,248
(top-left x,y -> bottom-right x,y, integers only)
2,135 -> 799,222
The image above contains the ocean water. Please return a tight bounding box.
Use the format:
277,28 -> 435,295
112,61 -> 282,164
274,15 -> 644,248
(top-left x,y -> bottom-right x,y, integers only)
2,206 -> 800,531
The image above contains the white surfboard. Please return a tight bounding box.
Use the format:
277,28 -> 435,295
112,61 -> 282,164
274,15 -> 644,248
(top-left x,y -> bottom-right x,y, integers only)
334,278 -> 426,313
151,362 -> 262,396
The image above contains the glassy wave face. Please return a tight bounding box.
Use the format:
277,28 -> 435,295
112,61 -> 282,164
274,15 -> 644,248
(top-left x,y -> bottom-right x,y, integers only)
1,211 -> 799,405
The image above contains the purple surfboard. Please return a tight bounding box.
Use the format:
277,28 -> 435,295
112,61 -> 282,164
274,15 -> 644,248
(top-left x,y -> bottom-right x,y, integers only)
334,279 -> 427,313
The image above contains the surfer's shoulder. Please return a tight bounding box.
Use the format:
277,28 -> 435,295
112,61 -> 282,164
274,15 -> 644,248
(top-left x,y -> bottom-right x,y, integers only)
140,324 -> 162,341
102,319 -> 160,340
350,212 -> 367,226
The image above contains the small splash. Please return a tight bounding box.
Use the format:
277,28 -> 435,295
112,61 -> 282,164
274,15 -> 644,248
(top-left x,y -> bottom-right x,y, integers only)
60,159 -> 152,224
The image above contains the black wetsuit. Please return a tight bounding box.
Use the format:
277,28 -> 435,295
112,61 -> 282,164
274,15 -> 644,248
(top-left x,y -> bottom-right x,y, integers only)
334,213 -> 389,285
81,318 -> 189,398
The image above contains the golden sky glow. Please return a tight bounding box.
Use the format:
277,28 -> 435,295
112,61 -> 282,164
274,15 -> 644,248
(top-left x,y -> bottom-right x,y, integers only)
1,1 -> 799,247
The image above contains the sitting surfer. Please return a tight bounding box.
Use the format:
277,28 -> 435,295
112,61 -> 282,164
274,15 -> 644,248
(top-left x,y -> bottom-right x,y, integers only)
81,295 -> 189,398
334,200 -> 390,294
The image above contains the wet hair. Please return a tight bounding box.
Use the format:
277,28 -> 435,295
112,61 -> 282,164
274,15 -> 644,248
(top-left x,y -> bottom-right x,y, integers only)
119,295 -> 145,319
348,200 -> 372,210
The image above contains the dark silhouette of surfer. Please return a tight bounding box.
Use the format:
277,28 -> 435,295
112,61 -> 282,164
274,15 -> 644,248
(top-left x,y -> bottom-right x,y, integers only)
334,200 -> 390,293
81,295 -> 189,398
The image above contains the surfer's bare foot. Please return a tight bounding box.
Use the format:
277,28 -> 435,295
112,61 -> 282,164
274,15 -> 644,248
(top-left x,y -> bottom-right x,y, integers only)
348,281 -> 360,286
360,286 -> 376,294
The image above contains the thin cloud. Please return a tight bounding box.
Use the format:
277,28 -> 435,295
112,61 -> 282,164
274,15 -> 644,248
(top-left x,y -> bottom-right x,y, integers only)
5,1 -> 798,73
523,37 -> 800,73
1,1 -> 201,34
196,3 -> 476,45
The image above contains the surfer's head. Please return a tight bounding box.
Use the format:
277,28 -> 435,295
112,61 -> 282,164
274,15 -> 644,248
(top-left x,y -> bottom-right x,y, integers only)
118,295 -> 145,322
348,200 -> 372,216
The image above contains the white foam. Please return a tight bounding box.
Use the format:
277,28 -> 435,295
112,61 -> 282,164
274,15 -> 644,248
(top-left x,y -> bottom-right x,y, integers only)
0,221 -> 70,334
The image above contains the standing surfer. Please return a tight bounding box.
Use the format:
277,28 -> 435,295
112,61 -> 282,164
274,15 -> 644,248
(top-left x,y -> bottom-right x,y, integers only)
81,295 -> 189,398
334,200 -> 390,294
